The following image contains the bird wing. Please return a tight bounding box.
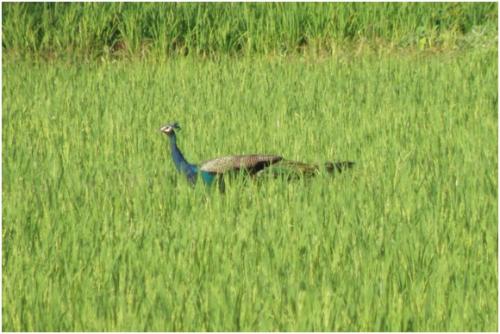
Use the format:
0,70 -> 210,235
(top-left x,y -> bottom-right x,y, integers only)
199,154 -> 283,174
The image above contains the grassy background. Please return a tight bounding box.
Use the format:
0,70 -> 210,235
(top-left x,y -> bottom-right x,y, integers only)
3,51 -> 497,331
2,2 -> 498,59
2,2 -> 498,332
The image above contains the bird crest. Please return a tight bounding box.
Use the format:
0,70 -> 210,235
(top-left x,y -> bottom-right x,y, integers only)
160,122 -> 181,134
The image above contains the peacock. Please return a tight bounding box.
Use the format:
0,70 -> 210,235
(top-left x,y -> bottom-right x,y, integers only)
159,122 -> 354,187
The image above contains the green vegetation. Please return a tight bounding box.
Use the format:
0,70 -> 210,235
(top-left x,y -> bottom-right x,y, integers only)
2,2 -> 497,59
2,2 -> 498,332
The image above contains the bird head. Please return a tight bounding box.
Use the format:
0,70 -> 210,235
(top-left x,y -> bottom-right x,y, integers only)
160,122 -> 181,136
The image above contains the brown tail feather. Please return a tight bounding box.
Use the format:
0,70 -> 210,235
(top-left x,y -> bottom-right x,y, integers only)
279,160 -> 355,174
324,161 -> 355,173
259,159 -> 354,178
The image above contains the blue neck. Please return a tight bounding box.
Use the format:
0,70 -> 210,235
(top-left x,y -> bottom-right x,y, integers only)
168,133 -> 198,184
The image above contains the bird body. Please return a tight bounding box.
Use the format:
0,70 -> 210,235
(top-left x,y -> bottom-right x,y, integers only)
200,154 -> 283,174
160,122 -> 353,187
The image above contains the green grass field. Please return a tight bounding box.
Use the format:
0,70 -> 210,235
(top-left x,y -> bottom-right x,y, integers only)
2,3 -> 498,332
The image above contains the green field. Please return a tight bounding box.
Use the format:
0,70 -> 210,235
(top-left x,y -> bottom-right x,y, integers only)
2,3 -> 498,332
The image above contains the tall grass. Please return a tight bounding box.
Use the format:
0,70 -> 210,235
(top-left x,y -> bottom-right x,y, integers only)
3,47 -> 497,330
2,2 -> 497,59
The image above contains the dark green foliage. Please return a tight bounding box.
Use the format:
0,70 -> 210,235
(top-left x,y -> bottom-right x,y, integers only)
2,2 -> 497,59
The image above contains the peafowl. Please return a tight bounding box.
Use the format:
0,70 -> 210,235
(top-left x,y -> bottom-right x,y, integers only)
159,122 -> 354,187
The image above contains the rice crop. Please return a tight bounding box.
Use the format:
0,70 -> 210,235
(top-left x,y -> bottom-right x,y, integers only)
2,2 -> 498,332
